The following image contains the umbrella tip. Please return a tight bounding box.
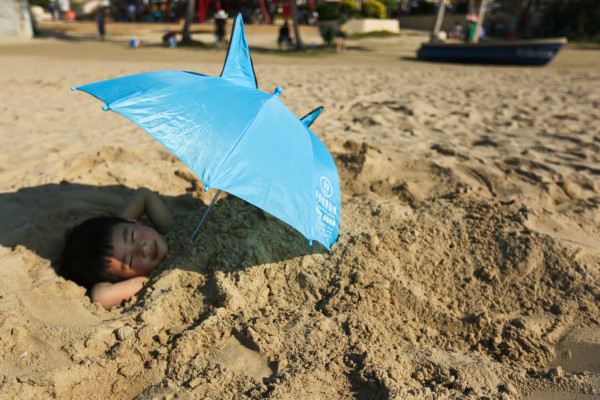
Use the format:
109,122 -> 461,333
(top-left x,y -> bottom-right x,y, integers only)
102,106 -> 109,111
70,87 -> 76,91
273,87 -> 282,97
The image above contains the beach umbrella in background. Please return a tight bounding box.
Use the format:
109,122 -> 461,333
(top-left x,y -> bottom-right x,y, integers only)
73,14 -> 341,250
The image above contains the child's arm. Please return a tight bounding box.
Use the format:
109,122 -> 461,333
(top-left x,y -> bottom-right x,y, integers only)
90,277 -> 148,309
119,187 -> 174,234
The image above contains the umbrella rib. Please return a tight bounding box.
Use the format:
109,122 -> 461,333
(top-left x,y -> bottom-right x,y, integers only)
78,71 -> 203,110
190,189 -> 222,240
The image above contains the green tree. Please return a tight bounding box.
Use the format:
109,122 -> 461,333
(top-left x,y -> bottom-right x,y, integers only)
380,0 -> 399,15
409,0 -> 437,15
340,0 -> 359,17
362,0 -> 387,18
316,2 -> 340,20
544,0 -> 600,39
29,0 -> 50,7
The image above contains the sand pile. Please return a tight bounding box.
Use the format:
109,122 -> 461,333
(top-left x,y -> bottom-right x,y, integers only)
0,37 -> 599,399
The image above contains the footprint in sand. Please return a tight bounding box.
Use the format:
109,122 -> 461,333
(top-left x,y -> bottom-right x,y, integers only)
211,336 -> 274,381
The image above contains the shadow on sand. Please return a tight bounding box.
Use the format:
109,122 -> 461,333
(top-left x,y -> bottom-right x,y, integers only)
0,182 -> 323,274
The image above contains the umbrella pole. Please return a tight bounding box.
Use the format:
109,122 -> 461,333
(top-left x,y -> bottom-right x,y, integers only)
190,189 -> 222,240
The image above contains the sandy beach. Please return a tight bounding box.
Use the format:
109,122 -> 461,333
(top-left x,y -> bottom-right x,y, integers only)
1,24 -> 600,399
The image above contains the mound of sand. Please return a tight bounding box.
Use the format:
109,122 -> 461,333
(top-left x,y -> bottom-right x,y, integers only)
1,36 -> 599,399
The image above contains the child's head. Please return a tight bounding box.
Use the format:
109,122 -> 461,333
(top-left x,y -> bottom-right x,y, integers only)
61,216 -> 168,287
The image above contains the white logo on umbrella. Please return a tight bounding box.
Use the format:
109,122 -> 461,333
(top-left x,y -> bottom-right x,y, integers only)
320,176 -> 333,198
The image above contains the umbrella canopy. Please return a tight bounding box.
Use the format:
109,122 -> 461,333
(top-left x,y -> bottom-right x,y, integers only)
73,14 -> 341,250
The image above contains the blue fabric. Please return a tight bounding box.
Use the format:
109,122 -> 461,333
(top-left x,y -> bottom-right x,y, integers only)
300,107 -> 323,127
75,14 -> 340,249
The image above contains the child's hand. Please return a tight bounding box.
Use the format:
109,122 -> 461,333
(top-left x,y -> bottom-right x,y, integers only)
120,188 -> 174,234
90,276 -> 149,309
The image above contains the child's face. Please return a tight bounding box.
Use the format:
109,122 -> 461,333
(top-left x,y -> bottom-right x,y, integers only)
105,222 -> 168,279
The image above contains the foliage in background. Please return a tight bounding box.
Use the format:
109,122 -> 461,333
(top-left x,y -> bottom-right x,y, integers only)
361,0 -> 387,19
406,0 -> 437,15
453,0 -> 468,13
29,0 -> 50,7
379,0 -> 399,15
316,0 -> 392,21
349,30 -> 400,39
339,0 -> 359,18
543,0 -> 600,41
316,1 -> 341,20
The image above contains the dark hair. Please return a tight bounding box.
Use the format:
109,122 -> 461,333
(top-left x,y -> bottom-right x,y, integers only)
59,216 -> 129,288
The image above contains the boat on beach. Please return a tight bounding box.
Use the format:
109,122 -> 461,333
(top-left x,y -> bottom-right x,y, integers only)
417,0 -> 566,66
417,37 -> 567,65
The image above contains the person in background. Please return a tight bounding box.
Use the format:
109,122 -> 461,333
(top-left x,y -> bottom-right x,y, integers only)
335,17 -> 348,52
214,10 -> 228,51
449,21 -> 463,39
96,9 -> 106,41
163,29 -> 177,47
48,0 -> 58,21
278,21 -> 292,50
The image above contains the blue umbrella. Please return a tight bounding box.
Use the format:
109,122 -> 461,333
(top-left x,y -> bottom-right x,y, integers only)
73,14 -> 340,250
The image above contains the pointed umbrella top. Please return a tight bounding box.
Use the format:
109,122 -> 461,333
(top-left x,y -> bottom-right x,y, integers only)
220,16 -> 257,89
300,107 -> 323,128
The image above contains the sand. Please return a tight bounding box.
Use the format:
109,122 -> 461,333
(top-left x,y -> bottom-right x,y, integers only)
1,27 -> 600,400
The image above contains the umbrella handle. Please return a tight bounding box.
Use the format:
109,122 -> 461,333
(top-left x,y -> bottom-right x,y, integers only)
190,189 -> 222,241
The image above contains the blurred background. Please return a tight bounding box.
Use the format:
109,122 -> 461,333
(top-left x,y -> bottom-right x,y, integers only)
3,0 -> 596,44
